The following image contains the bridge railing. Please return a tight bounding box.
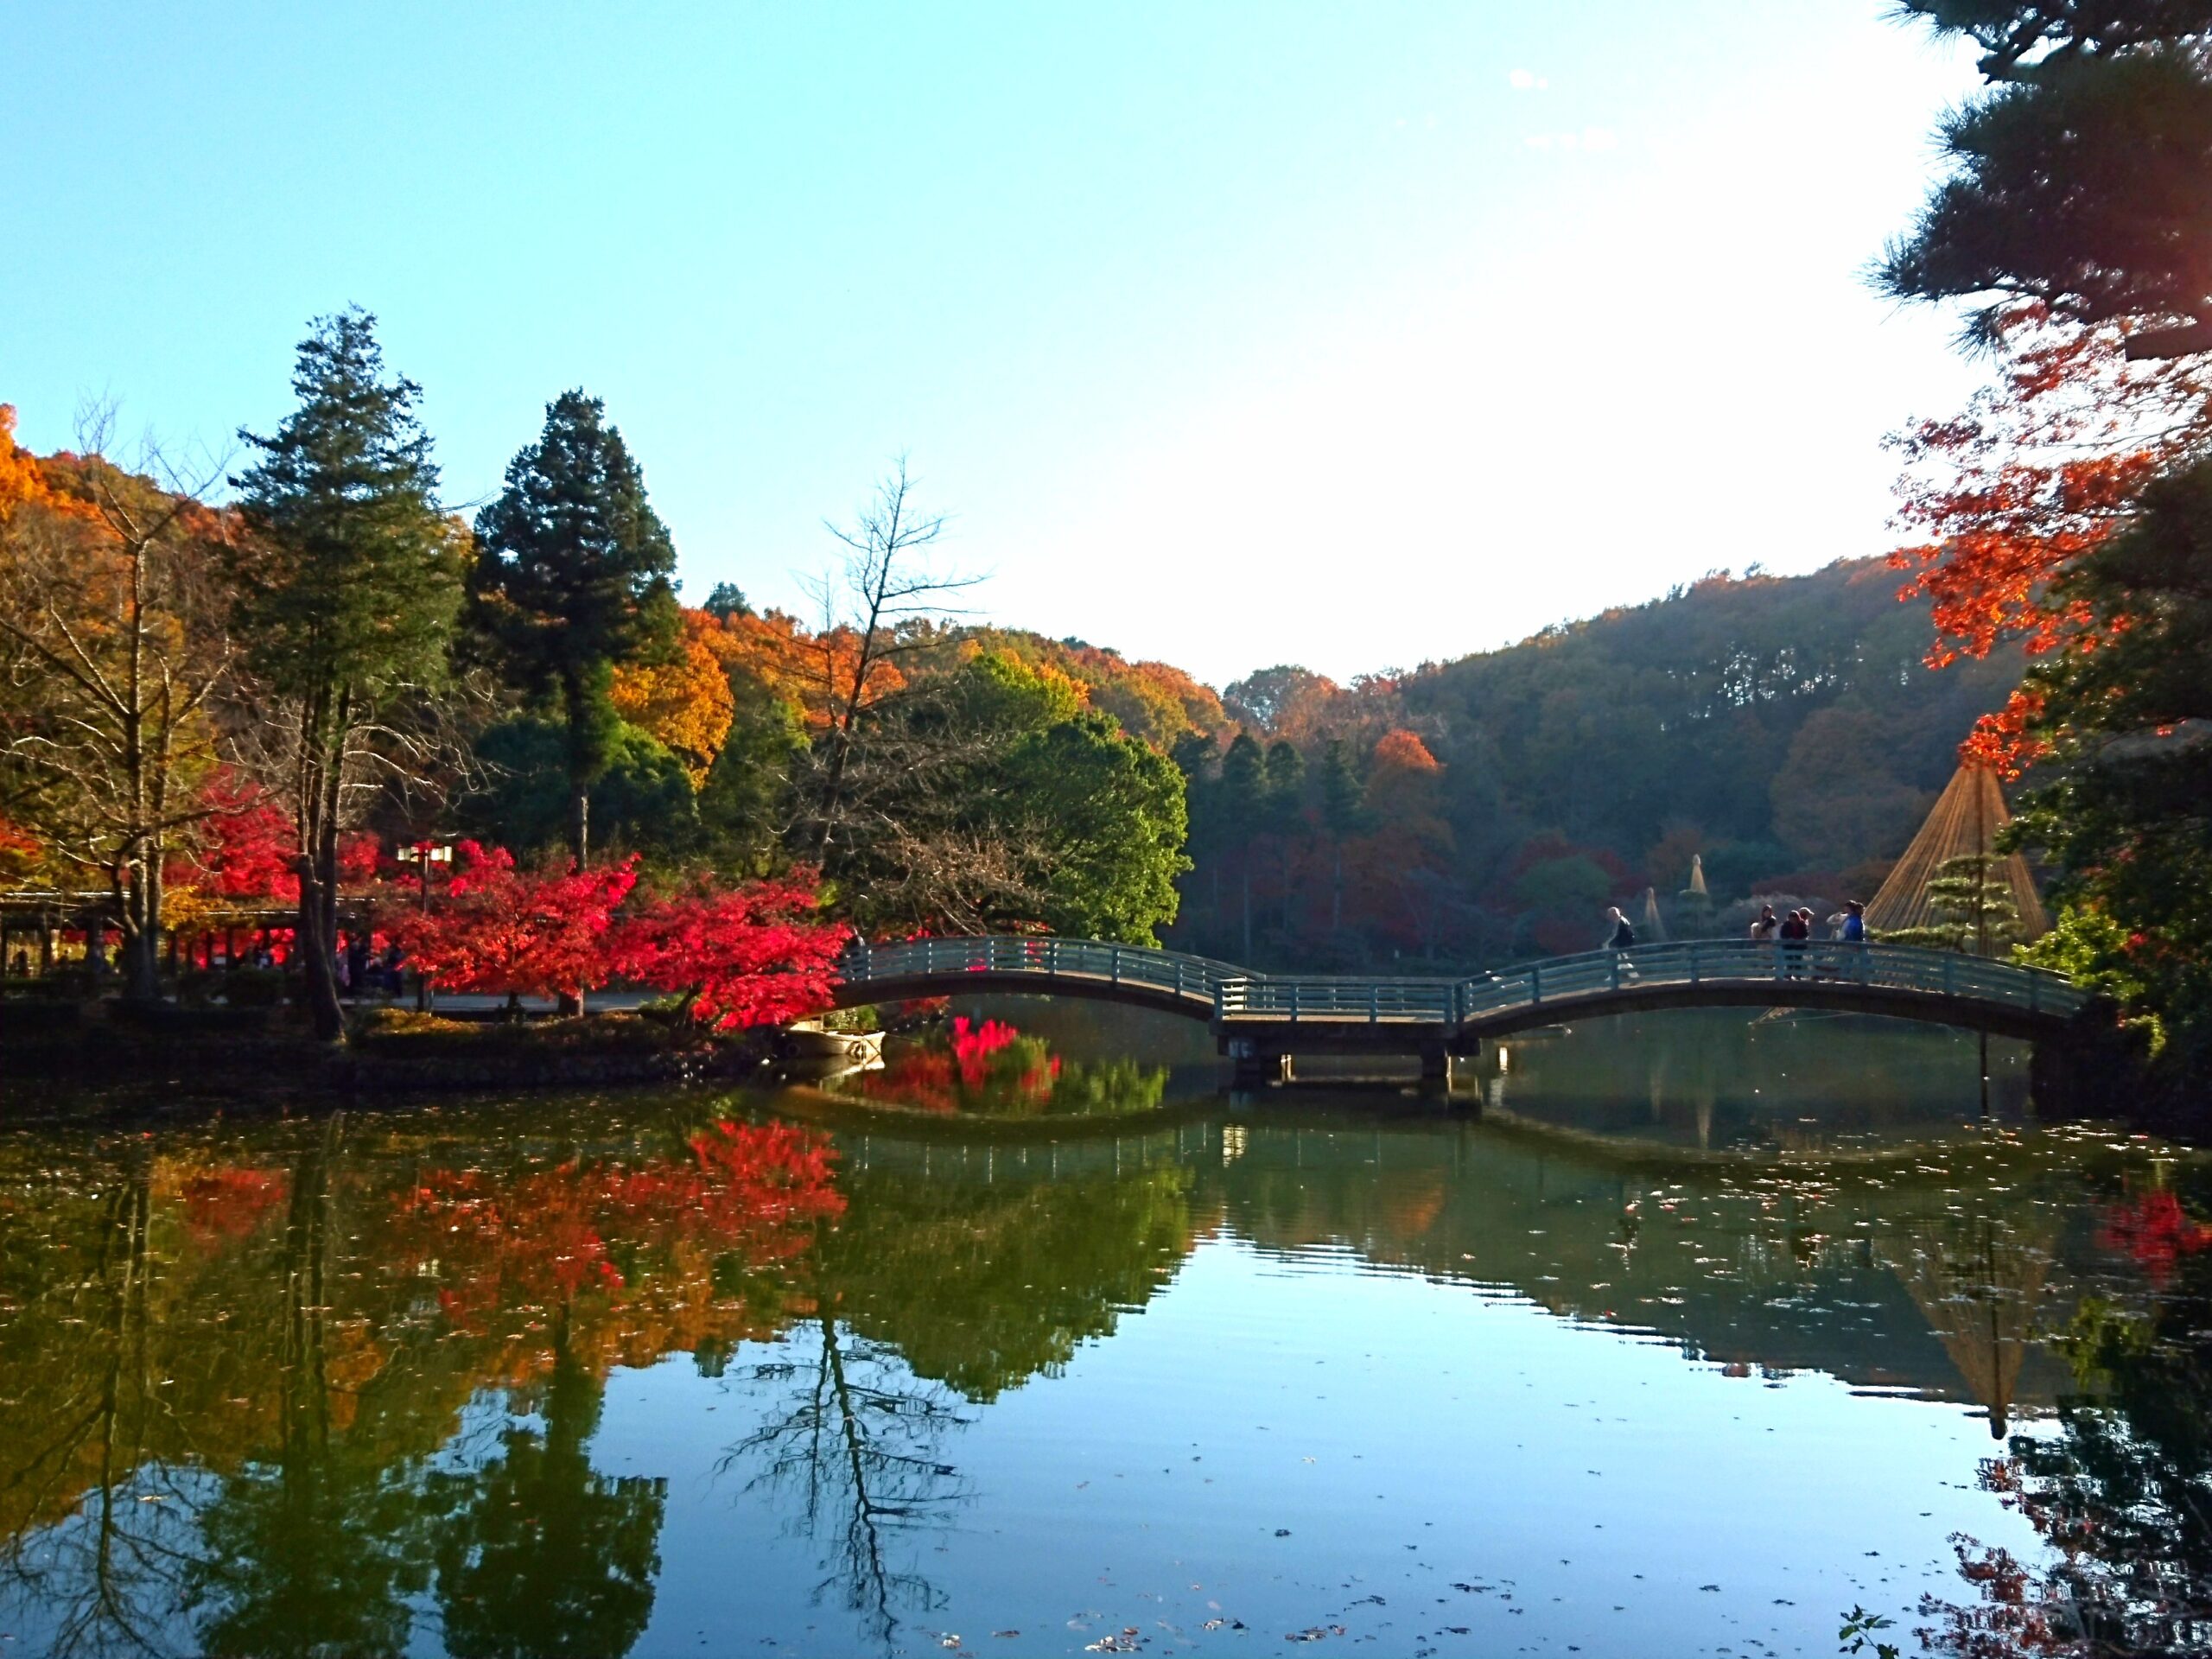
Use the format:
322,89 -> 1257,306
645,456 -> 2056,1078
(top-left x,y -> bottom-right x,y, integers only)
1213,976 -> 1458,1025
1453,938 -> 2088,1023
841,934 -> 1236,1005
837,934 -> 2088,1028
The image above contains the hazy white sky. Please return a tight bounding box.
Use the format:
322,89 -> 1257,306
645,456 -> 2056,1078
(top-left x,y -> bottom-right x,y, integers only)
3,3 -> 1986,685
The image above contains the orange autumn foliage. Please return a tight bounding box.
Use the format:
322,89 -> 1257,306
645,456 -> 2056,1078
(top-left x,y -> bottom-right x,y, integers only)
610,608 -> 736,783
0,407 -> 43,518
1888,306 -> 2205,773
698,607 -> 906,731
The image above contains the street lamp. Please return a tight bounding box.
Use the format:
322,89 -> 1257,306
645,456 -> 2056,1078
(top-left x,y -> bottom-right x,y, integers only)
396,840 -> 452,1012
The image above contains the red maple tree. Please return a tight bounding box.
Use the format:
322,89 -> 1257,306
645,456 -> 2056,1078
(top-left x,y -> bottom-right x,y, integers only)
608,870 -> 848,1031
392,841 -> 639,1001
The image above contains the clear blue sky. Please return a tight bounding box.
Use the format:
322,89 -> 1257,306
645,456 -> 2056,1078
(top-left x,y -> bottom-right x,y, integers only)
3,3 -> 1982,686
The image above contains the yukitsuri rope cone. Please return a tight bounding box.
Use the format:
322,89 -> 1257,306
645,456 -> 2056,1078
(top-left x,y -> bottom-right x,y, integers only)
1866,765 -> 2050,943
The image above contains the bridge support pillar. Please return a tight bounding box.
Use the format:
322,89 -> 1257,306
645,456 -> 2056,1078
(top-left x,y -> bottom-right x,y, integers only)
1420,1046 -> 1483,1103
1227,1042 -> 1292,1090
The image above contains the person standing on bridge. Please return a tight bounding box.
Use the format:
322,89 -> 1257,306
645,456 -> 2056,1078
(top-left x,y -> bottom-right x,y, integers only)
1838,899 -> 1868,982
1606,905 -> 1639,981
1778,907 -> 1810,978
1750,904 -> 1779,944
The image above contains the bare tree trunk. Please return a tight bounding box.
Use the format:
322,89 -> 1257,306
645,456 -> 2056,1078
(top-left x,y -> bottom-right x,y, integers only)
804,461 -> 973,861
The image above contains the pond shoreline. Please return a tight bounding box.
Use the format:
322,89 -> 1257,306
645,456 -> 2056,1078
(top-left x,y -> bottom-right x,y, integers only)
0,1005 -> 789,1123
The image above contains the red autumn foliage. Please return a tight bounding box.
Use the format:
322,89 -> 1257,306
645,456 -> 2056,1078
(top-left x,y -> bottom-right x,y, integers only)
607,870 -> 849,1030
190,770 -> 299,901
2096,1191 -> 2212,1287
850,1017 -> 1060,1114
176,1166 -> 291,1244
949,1014 -> 1021,1071
392,1121 -> 844,1330
1888,306 -> 2199,774
392,841 -> 638,1000
168,768 -> 380,906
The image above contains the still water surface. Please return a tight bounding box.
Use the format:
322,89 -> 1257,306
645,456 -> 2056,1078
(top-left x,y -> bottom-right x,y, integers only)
2,1008 -> 2204,1656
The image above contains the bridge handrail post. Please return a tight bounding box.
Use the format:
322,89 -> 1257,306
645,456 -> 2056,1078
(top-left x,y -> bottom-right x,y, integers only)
1942,954 -> 1955,997
1530,963 -> 1541,1005
1689,939 -> 1700,983
1110,946 -> 1122,986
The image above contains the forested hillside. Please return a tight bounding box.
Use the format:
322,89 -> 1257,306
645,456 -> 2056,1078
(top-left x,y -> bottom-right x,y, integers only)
1167,558 -> 2020,969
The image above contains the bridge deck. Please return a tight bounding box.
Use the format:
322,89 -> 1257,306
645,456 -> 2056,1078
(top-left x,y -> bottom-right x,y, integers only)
833,935 -> 2089,1052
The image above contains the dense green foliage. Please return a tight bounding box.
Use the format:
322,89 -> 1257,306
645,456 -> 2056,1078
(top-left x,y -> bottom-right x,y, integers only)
229,308 -> 466,1037
470,391 -> 679,867
1882,3 -> 2212,354
1171,559 -> 2021,969
2006,455 -> 2212,1070
1878,3 -> 2212,1091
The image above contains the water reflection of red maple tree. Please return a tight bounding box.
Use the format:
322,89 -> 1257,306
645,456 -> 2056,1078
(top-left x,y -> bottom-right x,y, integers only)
854,1018 -> 1060,1114
395,1122 -> 845,1328
2097,1191 -> 2212,1286
175,1166 -> 290,1243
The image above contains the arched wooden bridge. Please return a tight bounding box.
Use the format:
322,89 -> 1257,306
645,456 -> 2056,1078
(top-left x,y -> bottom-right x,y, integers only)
831,934 -> 2092,1081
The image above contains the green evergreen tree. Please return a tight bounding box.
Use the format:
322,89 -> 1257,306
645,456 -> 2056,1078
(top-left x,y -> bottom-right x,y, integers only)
1000,713 -> 1190,944
1319,736 -> 1365,936
2007,454 -> 2212,1070
471,391 -> 677,869
1262,739 -> 1306,934
231,308 -> 464,1041
1218,733 -> 1268,957
1319,739 -> 1363,840
702,581 -> 751,621
1881,4 -> 2212,358
1263,739 -> 1306,826
1887,852 -> 2022,955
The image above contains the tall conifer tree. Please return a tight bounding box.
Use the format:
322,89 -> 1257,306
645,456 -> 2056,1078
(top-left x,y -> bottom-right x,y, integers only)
232,309 -> 463,1040
470,391 -> 677,870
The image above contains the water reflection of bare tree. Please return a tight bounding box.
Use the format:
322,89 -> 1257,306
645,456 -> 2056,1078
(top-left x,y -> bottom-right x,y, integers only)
722,1308 -> 972,1649
0,1157 -> 201,1658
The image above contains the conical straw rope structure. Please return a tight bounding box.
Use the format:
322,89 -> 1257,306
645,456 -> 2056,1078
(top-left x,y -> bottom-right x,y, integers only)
1865,766 -> 2049,940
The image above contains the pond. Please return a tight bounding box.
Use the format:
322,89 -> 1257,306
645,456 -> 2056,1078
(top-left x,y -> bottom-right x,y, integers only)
2,1007 -> 2205,1657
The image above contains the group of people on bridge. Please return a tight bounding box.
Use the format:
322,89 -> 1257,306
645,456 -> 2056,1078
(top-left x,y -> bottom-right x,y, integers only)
1603,897 -> 1870,980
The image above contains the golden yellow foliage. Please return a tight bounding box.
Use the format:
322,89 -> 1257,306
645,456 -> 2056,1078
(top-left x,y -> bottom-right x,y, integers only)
610,610 -> 737,785
698,607 -> 906,730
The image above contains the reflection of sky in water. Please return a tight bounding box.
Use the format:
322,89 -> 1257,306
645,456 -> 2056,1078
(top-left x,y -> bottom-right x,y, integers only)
616,1238 -> 2050,1657
0,1076 -> 2198,1657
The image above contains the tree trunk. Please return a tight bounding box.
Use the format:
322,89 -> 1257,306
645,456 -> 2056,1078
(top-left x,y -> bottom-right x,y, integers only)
560,785 -> 588,1016
118,857 -> 163,1005
296,864 -> 345,1043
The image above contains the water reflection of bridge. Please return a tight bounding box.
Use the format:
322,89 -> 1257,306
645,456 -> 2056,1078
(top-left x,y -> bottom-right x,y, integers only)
834,1113 -> 2093,1430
